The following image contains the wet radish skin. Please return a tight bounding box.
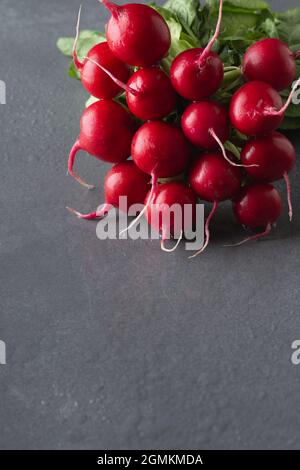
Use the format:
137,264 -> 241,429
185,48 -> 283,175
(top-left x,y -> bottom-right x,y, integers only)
234,183 -> 283,229
230,81 -> 284,136
105,161 -> 150,209
79,100 -> 135,163
105,3 -> 171,67
189,152 -> 242,202
79,42 -> 131,99
242,38 -> 296,91
126,67 -> 177,120
182,101 -> 230,149
170,48 -> 224,101
241,131 -> 296,182
132,122 -> 191,178
144,182 -> 198,235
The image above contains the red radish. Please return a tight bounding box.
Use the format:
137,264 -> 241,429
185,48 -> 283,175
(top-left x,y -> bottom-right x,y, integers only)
67,161 -> 150,219
230,81 -> 283,136
132,121 -> 190,178
144,182 -> 198,252
242,38 -> 296,91
68,100 -> 135,188
181,100 -> 254,168
101,1 -> 171,67
182,101 -> 230,150
180,100 -> 250,168
120,122 -> 191,235
189,152 -> 242,203
241,132 -> 296,182
72,7 -> 130,99
75,43 -> 130,99
83,59 -> 177,120
170,49 -> 223,102
241,131 -> 296,220
124,67 -> 177,120
230,78 -> 300,136
170,0 -> 224,101
231,183 -> 283,246
189,152 -> 242,256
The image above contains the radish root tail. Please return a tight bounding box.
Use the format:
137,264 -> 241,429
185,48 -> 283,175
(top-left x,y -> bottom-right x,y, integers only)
67,139 -> 95,190
284,172 -> 293,222
73,5 -> 83,70
66,203 -> 110,220
83,57 -> 138,96
119,172 -> 158,237
264,77 -> 300,116
161,230 -> 183,253
225,223 -> 272,247
189,201 -> 218,259
200,0 -> 223,63
209,128 -> 259,168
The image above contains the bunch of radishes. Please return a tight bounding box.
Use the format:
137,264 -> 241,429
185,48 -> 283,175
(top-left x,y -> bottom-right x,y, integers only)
66,0 -> 299,255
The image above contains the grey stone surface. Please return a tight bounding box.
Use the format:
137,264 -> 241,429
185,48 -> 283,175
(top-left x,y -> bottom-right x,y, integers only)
0,0 -> 300,450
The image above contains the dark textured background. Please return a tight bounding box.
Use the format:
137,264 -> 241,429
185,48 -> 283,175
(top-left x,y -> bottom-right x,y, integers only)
0,0 -> 300,450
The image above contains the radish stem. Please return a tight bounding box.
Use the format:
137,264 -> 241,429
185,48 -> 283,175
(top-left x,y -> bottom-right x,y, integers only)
200,0 -> 223,63
100,0 -> 120,17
